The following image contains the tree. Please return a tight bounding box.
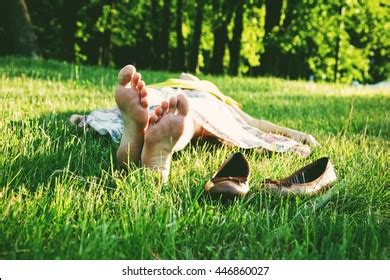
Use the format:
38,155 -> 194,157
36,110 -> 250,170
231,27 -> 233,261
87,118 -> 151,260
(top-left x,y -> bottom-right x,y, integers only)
333,2 -> 344,82
229,0 -> 245,75
150,0 -> 161,63
59,0 -> 85,61
283,0 -> 299,28
160,0 -> 172,68
209,0 -> 234,74
0,0 -> 12,55
9,0 -> 387,83
173,0 -> 185,71
259,0 -> 283,75
188,0 -> 205,73
3,0 -> 40,57
96,0 -> 115,66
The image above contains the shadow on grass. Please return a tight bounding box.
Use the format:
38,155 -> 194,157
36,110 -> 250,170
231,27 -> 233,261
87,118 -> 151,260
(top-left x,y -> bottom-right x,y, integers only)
3,111 -> 259,195
2,111 -> 119,192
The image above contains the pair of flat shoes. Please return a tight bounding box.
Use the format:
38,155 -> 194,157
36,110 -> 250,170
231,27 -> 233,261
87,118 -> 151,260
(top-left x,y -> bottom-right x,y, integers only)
204,152 -> 337,199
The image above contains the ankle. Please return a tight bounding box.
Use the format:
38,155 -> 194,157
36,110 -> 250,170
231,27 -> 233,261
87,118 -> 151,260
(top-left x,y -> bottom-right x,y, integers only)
141,151 -> 172,183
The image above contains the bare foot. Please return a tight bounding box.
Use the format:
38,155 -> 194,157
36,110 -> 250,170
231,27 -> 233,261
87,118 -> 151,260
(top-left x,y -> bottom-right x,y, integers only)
179,72 -> 200,81
141,94 -> 189,182
293,132 -> 320,147
115,65 -> 149,165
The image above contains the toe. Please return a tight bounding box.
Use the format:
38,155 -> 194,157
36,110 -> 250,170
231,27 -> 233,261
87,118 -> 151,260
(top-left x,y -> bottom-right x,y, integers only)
161,100 -> 169,113
154,106 -> 163,117
137,80 -> 145,91
140,97 -> 148,108
131,72 -> 141,88
118,65 -> 135,86
149,114 -> 159,125
176,94 -> 189,115
140,87 -> 148,97
168,96 -> 178,113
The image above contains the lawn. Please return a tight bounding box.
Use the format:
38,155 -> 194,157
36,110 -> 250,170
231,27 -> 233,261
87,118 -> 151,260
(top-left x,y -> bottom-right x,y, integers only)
0,57 -> 389,259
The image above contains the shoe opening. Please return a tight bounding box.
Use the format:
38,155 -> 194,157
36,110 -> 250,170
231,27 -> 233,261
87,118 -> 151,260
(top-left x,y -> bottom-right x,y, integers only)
215,152 -> 249,178
288,157 -> 329,184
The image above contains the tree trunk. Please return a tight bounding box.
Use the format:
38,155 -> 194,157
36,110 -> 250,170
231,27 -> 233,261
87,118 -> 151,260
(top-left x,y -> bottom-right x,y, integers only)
150,0 -> 160,65
173,0 -> 185,71
99,0 -> 114,66
0,0 -> 12,54
278,0 -> 300,78
60,0 -> 84,61
283,0 -> 299,28
264,0 -> 283,34
188,0 -> 205,73
160,0 -> 172,69
259,0 -> 283,75
334,4 -> 344,83
229,0 -> 244,76
4,0 -> 40,57
210,1 -> 234,75
210,27 -> 227,74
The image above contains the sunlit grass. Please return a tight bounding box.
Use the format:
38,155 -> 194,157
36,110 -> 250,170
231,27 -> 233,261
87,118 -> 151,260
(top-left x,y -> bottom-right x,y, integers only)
0,57 -> 389,259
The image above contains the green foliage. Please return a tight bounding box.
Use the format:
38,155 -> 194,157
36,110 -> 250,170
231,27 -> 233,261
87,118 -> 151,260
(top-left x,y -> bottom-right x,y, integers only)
238,4 -> 265,74
21,0 -> 389,83
266,0 -> 389,82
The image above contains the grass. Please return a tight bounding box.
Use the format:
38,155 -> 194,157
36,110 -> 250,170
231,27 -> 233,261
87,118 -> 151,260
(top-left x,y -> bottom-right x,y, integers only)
0,56 -> 389,260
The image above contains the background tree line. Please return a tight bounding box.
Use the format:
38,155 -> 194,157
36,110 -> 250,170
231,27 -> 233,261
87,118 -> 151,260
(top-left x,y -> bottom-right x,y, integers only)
0,0 -> 389,83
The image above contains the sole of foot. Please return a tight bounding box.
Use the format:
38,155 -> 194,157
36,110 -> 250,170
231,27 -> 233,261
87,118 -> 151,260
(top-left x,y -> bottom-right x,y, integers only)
141,94 -> 189,182
115,65 -> 149,165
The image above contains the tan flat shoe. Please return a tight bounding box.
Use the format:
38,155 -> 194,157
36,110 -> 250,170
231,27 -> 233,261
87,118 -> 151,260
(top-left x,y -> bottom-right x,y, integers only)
205,152 -> 250,199
264,157 -> 337,195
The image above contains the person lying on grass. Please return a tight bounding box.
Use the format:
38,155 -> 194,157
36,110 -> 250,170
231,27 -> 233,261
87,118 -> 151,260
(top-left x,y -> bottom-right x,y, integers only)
71,64 -> 319,183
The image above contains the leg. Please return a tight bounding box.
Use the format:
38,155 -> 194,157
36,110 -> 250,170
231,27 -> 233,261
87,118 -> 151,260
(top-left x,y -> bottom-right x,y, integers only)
231,105 -> 320,147
141,94 -> 199,182
115,65 -> 149,167
69,114 -> 87,128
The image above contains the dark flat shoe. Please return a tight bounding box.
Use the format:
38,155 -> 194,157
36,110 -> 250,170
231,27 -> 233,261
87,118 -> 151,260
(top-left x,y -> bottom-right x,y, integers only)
264,157 -> 337,195
205,152 -> 250,199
